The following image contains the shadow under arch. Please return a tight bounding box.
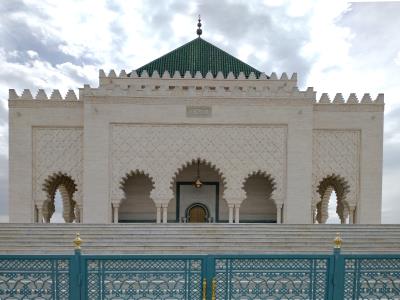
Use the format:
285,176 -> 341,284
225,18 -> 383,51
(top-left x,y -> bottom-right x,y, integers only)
42,172 -> 77,223
240,170 -> 278,223
118,169 -> 156,222
170,158 -> 228,191
315,174 -> 350,224
169,158 -> 228,223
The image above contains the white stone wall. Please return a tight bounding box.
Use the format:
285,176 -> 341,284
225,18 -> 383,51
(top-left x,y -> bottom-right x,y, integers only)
110,124 -> 287,204
8,92 -> 82,223
33,128 -> 83,206
7,73 -> 384,224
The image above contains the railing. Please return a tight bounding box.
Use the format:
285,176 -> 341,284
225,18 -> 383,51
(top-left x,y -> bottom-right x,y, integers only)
0,233 -> 399,299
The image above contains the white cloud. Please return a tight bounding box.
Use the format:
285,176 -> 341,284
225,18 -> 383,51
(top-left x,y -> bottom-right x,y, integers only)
395,51 -> 400,66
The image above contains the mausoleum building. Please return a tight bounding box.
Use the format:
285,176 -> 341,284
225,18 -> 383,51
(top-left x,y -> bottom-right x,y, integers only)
8,33 -> 384,225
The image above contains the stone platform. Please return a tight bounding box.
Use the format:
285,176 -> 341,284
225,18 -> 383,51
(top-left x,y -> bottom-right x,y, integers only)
0,223 -> 399,254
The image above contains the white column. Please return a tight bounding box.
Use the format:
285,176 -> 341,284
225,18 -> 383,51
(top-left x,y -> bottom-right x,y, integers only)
75,204 -> 82,223
311,205 -> 316,224
112,203 -> 119,224
156,204 -> 161,224
276,204 -> 283,224
162,203 -> 168,224
349,206 -> 355,224
79,204 -> 83,223
234,204 -> 240,224
228,204 -> 234,224
37,204 -> 43,223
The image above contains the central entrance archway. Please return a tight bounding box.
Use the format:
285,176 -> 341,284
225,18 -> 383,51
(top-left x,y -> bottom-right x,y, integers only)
171,159 -> 227,223
186,203 -> 209,223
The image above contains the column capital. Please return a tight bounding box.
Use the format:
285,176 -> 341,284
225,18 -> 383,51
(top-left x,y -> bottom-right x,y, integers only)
111,198 -> 122,207
35,200 -> 46,208
226,197 -> 245,206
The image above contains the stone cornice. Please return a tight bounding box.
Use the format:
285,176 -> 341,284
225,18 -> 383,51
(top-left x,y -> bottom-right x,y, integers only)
314,103 -> 384,112
82,95 -> 314,106
8,100 -> 83,109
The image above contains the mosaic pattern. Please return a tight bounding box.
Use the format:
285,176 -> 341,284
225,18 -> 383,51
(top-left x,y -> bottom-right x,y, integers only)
344,257 -> 400,299
0,257 -> 70,299
214,257 -> 330,300
86,257 -> 203,299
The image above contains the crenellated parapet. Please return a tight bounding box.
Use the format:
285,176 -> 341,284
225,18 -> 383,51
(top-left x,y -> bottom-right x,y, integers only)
99,69 -> 297,81
85,69 -> 317,100
316,93 -> 384,105
8,89 -> 79,101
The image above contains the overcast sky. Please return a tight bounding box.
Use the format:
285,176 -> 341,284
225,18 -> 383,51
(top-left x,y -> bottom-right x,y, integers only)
0,0 -> 399,223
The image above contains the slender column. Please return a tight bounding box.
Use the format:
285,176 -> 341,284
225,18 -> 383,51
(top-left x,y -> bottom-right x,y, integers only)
311,205 -> 316,224
276,204 -> 283,224
228,204 -> 234,224
162,203 -> 168,224
37,204 -> 43,223
75,204 -> 82,223
234,204 -> 240,224
79,204 -> 83,223
349,206 -> 355,224
156,204 -> 162,224
112,203 -> 119,224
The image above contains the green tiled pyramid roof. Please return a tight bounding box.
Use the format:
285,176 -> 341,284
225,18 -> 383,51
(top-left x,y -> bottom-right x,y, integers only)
134,37 -> 262,78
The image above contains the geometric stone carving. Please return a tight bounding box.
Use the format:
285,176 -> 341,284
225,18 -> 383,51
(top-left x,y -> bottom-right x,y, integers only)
312,130 -> 360,207
33,128 -> 83,206
111,124 -> 287,205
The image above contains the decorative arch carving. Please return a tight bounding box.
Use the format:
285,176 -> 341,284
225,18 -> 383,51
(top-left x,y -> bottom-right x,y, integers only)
312,130 -> 360,208
115,170 -> 156,204
170,158 -> 227,191
34,128 -> 83,206
241,170 -> 278,204
111,124 -> 287,204
315,174 -> 350,224
42,172 -> 77,223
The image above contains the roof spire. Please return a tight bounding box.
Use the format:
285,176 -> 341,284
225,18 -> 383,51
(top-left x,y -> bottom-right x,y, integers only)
196,15 -> 202,37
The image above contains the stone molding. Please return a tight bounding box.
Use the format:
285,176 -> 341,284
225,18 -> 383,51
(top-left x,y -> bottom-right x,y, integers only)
33,127 -> 83,205
111,124 -> 287,205
312,130 -> 360,207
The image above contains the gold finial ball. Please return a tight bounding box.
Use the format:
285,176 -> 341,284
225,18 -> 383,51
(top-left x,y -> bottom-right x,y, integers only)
73,232 -> 83,250
334,232 -> 342,249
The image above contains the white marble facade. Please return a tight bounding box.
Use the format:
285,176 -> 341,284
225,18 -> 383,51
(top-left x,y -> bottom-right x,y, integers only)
8,70 -> 384,224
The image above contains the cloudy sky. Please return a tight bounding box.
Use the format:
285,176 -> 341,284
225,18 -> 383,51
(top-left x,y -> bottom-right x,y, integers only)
0,0 -> 399,223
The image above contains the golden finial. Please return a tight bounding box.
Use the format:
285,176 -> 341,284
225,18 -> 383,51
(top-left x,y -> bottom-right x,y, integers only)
73,232 -> 83,250
334,232 -> 342,249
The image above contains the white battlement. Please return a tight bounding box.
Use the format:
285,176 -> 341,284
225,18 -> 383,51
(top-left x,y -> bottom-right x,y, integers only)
9,88 -> 79,101
99,69 -> 297,81
8,70 -> 384,107
316,92 -> 384,105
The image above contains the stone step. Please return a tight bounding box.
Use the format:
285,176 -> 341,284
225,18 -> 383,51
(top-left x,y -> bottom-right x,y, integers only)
1,224 -> 399,254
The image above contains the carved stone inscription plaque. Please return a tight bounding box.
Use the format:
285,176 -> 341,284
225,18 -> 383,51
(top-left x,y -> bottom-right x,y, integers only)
186,106 -> 212,117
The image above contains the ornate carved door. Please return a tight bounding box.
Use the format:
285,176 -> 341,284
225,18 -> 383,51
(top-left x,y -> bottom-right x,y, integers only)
189,205 -> 207,223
